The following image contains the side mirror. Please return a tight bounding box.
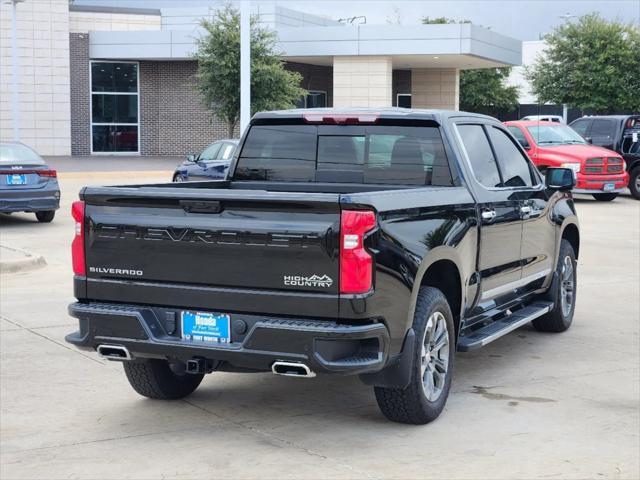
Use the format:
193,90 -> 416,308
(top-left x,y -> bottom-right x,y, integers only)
584,137 -> 593,144
186,154 -> 197,162
545,168 -> 575,191
517,139 -> 530,150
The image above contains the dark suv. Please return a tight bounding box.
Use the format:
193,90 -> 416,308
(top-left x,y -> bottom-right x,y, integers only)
570,115 -> 640,199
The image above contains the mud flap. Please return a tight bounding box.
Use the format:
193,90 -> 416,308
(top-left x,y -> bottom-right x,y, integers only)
359,328 -> 415,389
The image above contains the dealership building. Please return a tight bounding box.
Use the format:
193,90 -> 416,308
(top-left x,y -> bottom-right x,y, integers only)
0,0 -> 522,156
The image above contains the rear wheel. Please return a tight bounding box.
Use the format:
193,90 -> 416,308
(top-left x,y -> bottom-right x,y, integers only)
35,210 -> 55,223
533,239 -> 577,333
123,359 -> 204,400
374,287 -> 455,424
629,166 -> 640,200
592,193 -> 618,202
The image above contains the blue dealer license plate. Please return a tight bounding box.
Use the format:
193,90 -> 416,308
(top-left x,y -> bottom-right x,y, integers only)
7,174 -> 26,185
181,311 -> 230,344
603,183 -> 615,192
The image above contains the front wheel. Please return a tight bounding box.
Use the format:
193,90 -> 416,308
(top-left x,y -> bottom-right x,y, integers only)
629,166 -> 640,200
592,193 -> 618,202
35,210 -> 55,222
533,239 -> 577,333
123,359 -> 203,400
374,287 -> 455,424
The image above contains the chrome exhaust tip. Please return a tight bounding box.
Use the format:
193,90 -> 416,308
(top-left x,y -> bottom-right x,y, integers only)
271,361 -> 315,378
97,344 -> 131,361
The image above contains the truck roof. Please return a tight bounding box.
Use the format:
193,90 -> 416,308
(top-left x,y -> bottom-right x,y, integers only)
252,108 -> 496,123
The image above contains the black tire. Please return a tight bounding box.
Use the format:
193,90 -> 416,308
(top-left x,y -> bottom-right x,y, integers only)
533,239 -> 577,333
592,193 -> 618,202
173,174 -> 184,182
629,166 -> 640,200
374,287 -> 455,425
123,359 -> 204,400
35,210 -> 55,223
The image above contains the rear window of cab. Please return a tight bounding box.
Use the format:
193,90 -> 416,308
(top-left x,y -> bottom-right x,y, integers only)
235,125 -> 454,186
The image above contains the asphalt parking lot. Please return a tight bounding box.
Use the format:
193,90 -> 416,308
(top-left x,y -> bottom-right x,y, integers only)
1,173 -> 639,480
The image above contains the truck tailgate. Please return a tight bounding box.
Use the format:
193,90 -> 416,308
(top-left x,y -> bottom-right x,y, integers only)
81,186 -> 341,316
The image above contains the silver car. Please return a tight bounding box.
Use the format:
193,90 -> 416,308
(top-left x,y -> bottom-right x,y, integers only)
0,142 -> 60,223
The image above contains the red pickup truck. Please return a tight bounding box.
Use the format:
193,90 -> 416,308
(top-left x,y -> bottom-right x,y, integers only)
505,121 -> 628,201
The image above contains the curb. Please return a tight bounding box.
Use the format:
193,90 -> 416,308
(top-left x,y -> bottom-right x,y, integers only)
0,245 -> 47,275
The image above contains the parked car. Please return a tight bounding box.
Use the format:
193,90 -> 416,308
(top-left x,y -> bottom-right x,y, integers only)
66,109 -> 580,425
173,140 -> 239,182
521,115 -> 564,123
505,120 -> 628,201
0,142 -> 60,222
569,115 -> 640,199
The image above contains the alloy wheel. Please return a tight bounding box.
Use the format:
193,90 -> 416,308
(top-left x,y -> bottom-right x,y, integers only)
420,311 -> 450,402
560,255 -> 575,317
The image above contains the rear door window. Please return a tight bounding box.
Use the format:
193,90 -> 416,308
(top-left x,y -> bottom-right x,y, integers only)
236,124 -> 453,186
456,124 -> 502,188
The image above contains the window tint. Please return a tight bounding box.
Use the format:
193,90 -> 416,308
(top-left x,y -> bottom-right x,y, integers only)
236,125 -> 453,186
591,119 -> 615,139
457,124 -> 501,188
236,125 -> 317,181
570,120 -> 590,137
487,127 -> 534,187
507,126 -> 529,148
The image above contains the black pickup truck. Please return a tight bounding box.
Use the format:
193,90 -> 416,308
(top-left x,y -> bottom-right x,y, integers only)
66,109 -> 580,424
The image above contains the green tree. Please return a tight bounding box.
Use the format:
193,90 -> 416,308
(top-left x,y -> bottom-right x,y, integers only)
194,5 -> 306,136
526,14 -> 640,112
422,17 -> 519,114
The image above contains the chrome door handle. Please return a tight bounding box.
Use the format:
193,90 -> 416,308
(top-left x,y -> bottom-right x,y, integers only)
481,210 -> 497,221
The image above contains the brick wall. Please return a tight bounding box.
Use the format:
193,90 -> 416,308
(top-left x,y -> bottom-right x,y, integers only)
285,62 -> 333,106
154,61 -> 233,156
69,33 -> 90,155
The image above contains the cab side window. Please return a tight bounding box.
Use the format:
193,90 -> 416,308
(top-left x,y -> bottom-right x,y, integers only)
571,119 -> 591,138
591,119 -> 615,141
219,143 -> 235,160
457,124 -> 502,188
487,127 -> 535,187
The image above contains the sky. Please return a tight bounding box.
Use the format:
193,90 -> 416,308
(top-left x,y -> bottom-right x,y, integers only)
75,0 -> 640,41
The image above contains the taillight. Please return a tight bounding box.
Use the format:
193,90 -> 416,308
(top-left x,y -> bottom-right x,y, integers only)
71,201 -> 85,275
340,210 -> 376,294
37,169 -> 57,178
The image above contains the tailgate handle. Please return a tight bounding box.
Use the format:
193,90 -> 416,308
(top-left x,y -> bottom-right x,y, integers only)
180,200 -> 222,214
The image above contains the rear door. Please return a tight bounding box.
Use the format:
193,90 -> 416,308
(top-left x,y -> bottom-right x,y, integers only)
485,126 -> 554,290
455,123 -> 523,303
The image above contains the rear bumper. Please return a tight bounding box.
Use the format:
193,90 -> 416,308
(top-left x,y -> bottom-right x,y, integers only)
0,186 -> 60,212
65,302 -> 390,376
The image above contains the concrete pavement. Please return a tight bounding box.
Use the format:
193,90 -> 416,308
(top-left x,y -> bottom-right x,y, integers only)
0,175 -> 638,479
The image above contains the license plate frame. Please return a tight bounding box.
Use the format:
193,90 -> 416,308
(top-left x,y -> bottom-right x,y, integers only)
181,311 -> 231,344
603,182 -> 615,192
6,174 -> 26,185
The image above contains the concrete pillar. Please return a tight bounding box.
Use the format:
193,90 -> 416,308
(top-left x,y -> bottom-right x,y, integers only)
333,56 -> 392,108
411,68 -> 460,110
